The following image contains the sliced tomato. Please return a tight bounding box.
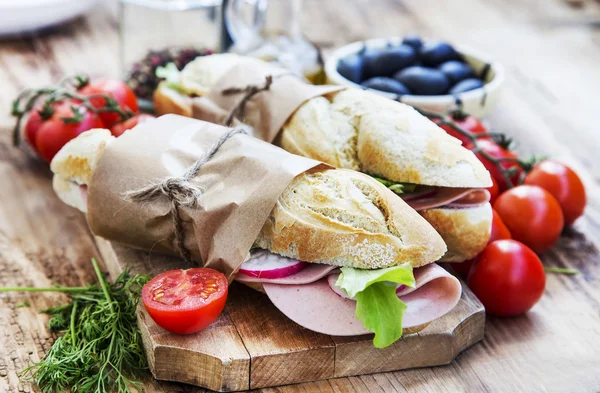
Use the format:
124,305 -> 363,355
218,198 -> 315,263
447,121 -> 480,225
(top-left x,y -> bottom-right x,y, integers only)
142,268 -> 228,334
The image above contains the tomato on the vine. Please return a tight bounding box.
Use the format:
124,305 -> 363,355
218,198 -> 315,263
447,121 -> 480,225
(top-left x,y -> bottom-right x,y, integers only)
110,114 -> 155,137
493,185 -> 564,254
452,209 -> 511,278
24,109 -> 45,152
468,139 -> 522,191
487,177 -> 500,205
434,113 -> 487,146
468,240 -> 545,317
142,268 -> 228,335
79,78 -> 139,127
35,102 -> 104,163
524,160 -> 586,226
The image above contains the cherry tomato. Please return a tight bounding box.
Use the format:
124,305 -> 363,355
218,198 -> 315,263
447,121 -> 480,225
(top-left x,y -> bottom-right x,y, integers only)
468,240 -> 545,317
452,209 -> 511,278
79,78 -> 139,127
434,114 -> 487,146
467,139 -> 522,191
110,114 -> 155,137
35,102 -> 104,163
494,185 -> 564,254
524,160 -> 586,226
142,268 -> 228,335
24,109 -> 44,151
487,177 -> 500,205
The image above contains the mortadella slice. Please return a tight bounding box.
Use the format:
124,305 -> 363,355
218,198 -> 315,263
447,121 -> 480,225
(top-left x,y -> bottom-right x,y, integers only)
236,263 -> 338,284
263,263 -> 462,336
403,187 -> 490,211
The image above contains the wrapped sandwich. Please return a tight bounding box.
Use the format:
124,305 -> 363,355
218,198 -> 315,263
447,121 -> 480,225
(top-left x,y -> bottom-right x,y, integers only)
50,115 -> 461,348
153,54 -> 493,262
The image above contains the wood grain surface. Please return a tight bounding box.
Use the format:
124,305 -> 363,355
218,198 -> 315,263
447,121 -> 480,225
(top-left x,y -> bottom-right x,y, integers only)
96,239 -> 484,391
1,0 -> 600,392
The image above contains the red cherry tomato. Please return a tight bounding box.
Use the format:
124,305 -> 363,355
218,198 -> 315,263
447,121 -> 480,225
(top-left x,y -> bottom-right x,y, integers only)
24,109 -> 44,151
467,139 -> 522,191
79,78 -> 139,127
142,268 -> 228,335
110,114 -> 155,137
35,102 -> 104,163
487,177 -> 500,205
468,240 -> 545,317
494,185 -> 564,254
452,209 -> 511,278
434,114 -> 487,146
524,160 -> 586,226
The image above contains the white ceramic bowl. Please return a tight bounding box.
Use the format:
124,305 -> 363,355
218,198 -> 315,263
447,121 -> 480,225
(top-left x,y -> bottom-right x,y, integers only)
325,38 -> 505,118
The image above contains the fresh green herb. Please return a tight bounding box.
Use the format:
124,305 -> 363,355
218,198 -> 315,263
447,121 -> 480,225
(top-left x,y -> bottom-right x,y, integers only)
156,62 -> 184,93
544,267 -> 579,275
17,300 -> 31,308
371,177 -> 417,195
0,259 -> 150,393
335,264 -> 415,348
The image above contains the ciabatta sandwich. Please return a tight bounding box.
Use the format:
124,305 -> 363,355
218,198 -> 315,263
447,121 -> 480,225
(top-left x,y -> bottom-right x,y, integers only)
153,54 -> 493,262
50,124 -> 461,348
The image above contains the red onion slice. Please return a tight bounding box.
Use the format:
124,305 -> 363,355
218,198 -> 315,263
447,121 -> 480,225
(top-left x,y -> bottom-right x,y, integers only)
240,250 -> 308,279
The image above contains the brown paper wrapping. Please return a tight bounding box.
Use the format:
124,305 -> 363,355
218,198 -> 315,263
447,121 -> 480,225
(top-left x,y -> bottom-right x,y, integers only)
191,63 -> 344,142
87,114 -> 323,281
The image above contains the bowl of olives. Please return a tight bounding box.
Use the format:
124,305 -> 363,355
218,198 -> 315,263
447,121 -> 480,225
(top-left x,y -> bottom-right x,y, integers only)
324,36 -> 504,117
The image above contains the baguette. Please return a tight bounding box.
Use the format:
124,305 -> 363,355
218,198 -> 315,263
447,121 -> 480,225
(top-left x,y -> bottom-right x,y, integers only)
51,129 -> 446,269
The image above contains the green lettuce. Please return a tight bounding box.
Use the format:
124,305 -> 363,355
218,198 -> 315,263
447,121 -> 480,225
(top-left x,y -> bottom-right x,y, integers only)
371,177 -> 417,195
335,264 -> 416,348
156,62 -> 183,93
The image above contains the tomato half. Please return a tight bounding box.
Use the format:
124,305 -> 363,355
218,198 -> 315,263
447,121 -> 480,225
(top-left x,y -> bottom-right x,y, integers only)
110,114 -> 155,137
36,102 -> 104,163
524,160 -> 586,226
468,240 -> 545,317
79,78 -> 139,127
142,268 -> 228,335
493,185 -> 564,254
452,209 -> 511,278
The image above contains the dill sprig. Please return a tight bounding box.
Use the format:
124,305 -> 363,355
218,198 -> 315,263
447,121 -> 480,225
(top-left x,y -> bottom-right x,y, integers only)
0,258 -> 150,393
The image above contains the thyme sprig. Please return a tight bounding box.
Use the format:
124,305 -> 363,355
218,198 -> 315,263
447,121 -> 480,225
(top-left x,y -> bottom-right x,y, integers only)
11,75 -> 134,147
0,258 -> 150,393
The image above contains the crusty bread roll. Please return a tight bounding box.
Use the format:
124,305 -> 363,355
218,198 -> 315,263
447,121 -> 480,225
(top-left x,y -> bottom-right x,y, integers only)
51,129 -> 446,269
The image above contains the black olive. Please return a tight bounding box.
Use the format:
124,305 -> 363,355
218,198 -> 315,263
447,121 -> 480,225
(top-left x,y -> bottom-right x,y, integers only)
363,45 -> 417,78
393,66 -> 450,95
337,53 -> 364,83
362,77 -> 411,95
438,60 -> 475,84
419,42 -> 460,66
402,35 -> 423,51
448,78 -> 484,94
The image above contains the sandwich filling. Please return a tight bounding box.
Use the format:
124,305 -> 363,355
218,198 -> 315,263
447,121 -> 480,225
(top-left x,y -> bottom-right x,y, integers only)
237,250 -> 461,348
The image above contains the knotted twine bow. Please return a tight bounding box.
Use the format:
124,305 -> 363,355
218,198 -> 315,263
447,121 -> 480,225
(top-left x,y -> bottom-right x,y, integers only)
124,126 -> 249,263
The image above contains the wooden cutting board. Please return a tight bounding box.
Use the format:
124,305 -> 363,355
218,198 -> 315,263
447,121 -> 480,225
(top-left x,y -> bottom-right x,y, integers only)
95,237 -> 485,392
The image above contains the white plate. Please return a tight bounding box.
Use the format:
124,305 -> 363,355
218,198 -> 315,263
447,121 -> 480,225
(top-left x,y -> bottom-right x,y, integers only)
0,0 -> 99,37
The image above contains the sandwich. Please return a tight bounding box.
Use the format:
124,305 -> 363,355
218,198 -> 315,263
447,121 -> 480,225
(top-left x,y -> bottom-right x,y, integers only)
50,121 -> 461,348
152,54 -> 493,262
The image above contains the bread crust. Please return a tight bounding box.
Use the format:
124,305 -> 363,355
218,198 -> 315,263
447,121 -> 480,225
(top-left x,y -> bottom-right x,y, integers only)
281,89 -> 492,188
255,168 -> 447,269
153,84 -> 193,117
420,203 -> 492,262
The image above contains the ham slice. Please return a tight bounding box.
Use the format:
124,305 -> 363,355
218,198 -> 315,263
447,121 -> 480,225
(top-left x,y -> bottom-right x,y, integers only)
262,263 -> 461,336
402,187 -> 490,211
236,263 -> 338,284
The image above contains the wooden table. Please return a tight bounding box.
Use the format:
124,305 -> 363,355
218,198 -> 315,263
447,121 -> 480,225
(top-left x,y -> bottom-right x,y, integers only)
1,1 -> 600,392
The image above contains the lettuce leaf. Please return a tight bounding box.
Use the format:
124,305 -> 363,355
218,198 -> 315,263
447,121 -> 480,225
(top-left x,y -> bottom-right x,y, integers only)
335,264 -> 416,348
371,177 -> 417,195
155,63 -> 183,93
